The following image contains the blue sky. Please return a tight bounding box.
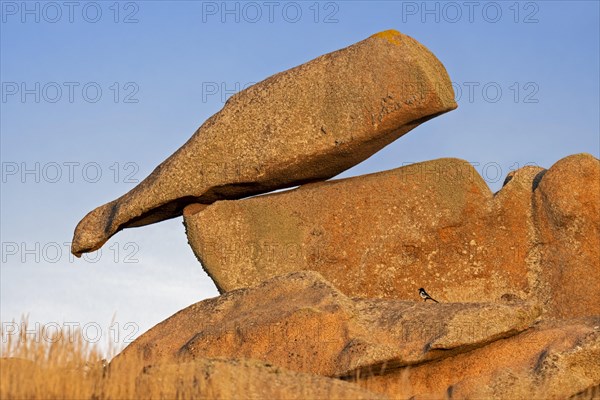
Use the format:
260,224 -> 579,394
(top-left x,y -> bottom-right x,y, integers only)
1,1 -> 599,353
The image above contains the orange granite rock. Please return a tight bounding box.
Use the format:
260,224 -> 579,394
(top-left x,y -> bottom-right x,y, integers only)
71,29 -> 456,257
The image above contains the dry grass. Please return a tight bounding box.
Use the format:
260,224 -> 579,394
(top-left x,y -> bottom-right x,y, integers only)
0,317 -> 381,400
0,317 -> 245,400
0,316 -> 140,399
0,316 -> 238,399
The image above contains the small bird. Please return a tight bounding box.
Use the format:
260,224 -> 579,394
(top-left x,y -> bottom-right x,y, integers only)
419,288 -> 439,303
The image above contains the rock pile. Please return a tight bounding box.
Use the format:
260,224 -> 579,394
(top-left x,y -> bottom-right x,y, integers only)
72,30 -> 600,398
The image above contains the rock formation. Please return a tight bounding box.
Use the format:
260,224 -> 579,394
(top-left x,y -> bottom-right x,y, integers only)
67,29 -> 599,398
184,157 -> 502,297
353,316 -> 600,399
532,153 -> 600,319
113,271 -> 541,377
115,271 -> 599,399
184,153 -> 600,319
71,29 -> 456,257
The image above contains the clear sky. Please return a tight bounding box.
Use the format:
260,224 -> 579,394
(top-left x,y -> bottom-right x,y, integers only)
1,1 -> 599,353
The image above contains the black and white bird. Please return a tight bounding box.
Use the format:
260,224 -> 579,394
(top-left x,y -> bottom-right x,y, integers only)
419,288 -> 439,303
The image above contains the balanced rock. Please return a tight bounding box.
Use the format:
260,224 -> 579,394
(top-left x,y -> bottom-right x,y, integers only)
184,154 -> 600,319
114,271 -> 541,378
71,29 -> 457,256
133,358 -> 385,400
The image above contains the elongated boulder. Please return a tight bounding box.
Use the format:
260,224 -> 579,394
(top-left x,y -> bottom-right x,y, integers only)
71,29 -> 457,256
113,271 -> 541,377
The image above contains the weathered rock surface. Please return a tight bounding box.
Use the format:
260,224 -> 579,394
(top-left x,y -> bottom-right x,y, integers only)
532,153 -> 600,319
184,154 -> 600,319
114,271 -> 541,378
134,358 -> 386,400
352,317 -> 600,400
71,29 -> 457,257
185,158 -> 497,298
